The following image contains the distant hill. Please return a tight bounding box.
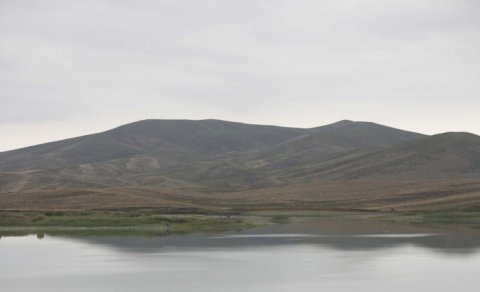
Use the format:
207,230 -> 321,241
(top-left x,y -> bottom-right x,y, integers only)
0,119 -> 305,171
308,132 -> 480,180
1,119 -> 480,212
250,120 -> 425,175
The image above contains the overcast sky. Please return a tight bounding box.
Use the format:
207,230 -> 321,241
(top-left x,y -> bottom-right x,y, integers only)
1,0 -> 479,151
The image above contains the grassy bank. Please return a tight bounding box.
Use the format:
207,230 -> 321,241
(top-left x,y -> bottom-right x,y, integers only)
2,209 -> 480,238
0,211 -> 255,237
245,210 -> 480,227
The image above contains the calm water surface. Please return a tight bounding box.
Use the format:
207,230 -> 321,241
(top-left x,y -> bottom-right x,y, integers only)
2,218 -> 480,292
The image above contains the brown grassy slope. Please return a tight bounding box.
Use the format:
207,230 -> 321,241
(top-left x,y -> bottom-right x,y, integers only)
293,132 -> 480,181
243,120 -> 425,175
0,119 -> 306,171
2,180 -> 480,213
2,120 -> 480,213
0,119 -> 427,193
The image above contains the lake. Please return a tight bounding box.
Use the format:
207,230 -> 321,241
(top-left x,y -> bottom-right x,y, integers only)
2,218 -> 480,291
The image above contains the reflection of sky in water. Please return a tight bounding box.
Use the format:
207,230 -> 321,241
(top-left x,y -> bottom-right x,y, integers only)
1,219 -> 480,292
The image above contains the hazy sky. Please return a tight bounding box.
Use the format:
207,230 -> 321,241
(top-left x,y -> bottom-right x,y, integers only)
1,0 -> 479,151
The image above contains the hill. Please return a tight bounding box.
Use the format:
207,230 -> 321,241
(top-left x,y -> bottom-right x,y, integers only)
0,119 -> 305,172
247,120 -> 425,178
1,119 -> 480,212
299,132 -> 480,181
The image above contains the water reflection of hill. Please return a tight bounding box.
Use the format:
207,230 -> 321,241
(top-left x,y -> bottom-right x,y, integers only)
3,218 -> 480,255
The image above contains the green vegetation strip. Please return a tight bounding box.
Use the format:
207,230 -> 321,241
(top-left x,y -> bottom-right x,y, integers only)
0,211 -> 255,237
2,210 -> 480,238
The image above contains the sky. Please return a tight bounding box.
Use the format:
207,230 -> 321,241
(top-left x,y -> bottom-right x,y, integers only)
1,0 -> 480,151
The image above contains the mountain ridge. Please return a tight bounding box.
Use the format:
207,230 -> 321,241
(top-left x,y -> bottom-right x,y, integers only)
1,119 -> 480,212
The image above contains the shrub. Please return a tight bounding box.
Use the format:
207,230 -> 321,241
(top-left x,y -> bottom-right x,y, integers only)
271,215 -> 290,224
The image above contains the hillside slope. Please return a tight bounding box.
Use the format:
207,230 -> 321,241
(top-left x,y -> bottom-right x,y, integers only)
313,132 -> 480,180
2,119 -> 480,212
0,119 -> 305,172
251,120 -> 425,173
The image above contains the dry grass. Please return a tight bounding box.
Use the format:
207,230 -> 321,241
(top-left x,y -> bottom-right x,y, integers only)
2,179 -> 480,214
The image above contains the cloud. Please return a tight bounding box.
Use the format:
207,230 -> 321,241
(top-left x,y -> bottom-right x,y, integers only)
0,0 -> 479,150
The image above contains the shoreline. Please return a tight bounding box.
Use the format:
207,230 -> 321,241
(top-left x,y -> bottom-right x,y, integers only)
1,210 -> 480,237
